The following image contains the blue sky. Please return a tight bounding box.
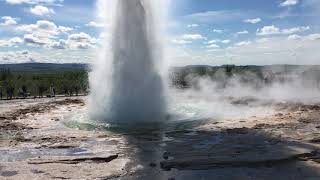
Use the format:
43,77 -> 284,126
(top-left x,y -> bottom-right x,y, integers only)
0,0 -> 319,65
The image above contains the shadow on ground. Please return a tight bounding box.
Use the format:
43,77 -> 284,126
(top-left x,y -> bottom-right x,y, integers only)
118,121 -> 320,180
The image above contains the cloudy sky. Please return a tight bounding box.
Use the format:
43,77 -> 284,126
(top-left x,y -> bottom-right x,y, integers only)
0,0 -> 319,66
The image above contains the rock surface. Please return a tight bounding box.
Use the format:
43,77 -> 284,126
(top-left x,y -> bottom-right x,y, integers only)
1,96 -> 320,179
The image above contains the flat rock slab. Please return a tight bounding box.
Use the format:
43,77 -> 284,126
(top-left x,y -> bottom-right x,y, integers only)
161,144 -> 317,170
28,154 -> 118,164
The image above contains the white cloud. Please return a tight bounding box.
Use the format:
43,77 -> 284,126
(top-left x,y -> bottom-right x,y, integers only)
16,20 -> 72,38
170,34 -> 207,45
10,37 -> 23,44
0,16 -> 18,26
306,33 -> 320,41
182,34 -> 207,40
168,34 -> 320,66
17,20 -> 72,47
57,25 -> 73,33
23,33 -> 50,45
68,32 -> 92,42
236,41 -> 252,46
67,32 -> 95,49
287,34 -> 302,40
282,26 -> 310,34
17,20 -> 57,34
185,10 -> 246,23
0,49 -> 95,64
30,5 -> 55,16
50,39 -> 67,49
237,30 -> 249,35
244,18 -> 261,24
206,43 -> 220,49
280,0 -> 299,7
172,39 -> 192,45
207,39 -> 231,44
207,40 -> 217,44
5,0 -> 63,5
213,29 -> 223,33
86,21 -> 105,28
0,37 -> 23,47
16,21 -> 91,49
0,50 -> 35,63
22,31 -> 96,49
257,25 -> 280,36
257,25 -> 310,36
221,40 -> 231,44
187,24 -> 199,28
8,30 -> 96,51
285,33 -> 320,41
75,43 -> 93,49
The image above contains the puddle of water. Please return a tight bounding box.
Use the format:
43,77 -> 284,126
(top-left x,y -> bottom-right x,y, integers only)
0,147 -> 91,162
66,147 -> 93,156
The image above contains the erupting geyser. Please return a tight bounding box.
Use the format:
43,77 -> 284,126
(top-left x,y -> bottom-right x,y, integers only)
89,0 -> 166,124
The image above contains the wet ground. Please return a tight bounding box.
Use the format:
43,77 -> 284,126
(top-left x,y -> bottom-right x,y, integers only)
1,96 -> 320,179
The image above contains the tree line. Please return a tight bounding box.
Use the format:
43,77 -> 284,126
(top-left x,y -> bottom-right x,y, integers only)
0,69 -> 89,100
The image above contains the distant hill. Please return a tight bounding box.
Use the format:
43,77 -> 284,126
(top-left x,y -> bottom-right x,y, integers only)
0,63 -> 90,71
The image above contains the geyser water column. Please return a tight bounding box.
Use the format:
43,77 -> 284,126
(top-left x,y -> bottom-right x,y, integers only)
89,0 -> 166,124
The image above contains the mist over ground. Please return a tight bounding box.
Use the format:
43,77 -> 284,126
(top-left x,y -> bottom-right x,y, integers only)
167,64 -> 320,120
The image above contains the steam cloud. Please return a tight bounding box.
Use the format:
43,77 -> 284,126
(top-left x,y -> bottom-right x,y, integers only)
89,0 -> 167,124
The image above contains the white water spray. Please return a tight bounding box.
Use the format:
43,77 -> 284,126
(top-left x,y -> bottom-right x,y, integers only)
89,0 -> 167,124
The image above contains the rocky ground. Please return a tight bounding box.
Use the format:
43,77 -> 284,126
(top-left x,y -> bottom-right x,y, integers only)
1,96 -> 320,179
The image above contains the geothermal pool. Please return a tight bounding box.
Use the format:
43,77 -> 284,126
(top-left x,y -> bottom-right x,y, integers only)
66,90 -> 275,131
